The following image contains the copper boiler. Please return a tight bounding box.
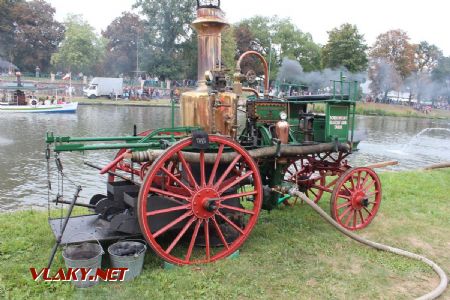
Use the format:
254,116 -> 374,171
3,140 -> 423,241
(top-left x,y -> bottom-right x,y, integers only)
180,1 -> 236,135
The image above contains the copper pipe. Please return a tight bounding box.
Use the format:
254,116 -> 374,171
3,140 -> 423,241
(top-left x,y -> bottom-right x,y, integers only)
236,51 -> 269,97
242,87 -> 259,99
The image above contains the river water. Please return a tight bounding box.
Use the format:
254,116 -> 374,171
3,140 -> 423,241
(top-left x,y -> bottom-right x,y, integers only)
0,105 -> 449,211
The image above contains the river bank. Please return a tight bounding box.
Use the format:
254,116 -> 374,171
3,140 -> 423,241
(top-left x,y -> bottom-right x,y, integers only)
1,169 -> 449,299
73,98 -> 450,119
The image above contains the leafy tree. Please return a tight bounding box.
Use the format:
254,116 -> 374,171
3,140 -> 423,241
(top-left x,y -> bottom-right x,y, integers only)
322,23 -> 368,72
431,56 -> 450,100
0,0 -> 64,72
368,58 -> 402,100
272,18 -> 321,72
414,41 -> 443,73
408,42 -> 443,102
12,0 -> 65,72
235,16 -> 321,80
134,0 -> 196,79
51,15 -> 105,74
0,0 -> 22,62
102,12 -> 145,76
432,56 -> 450,82
221,26 -> 237,72
370,29 -> 415,79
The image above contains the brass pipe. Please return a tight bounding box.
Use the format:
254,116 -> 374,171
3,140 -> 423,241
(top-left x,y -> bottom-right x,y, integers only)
236,51 -> 269,97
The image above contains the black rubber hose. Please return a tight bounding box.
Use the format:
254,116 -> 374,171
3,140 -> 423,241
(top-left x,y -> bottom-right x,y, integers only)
288,188 -> 448,300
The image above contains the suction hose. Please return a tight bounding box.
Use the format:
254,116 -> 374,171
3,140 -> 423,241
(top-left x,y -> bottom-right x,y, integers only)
288,188 -> 448,300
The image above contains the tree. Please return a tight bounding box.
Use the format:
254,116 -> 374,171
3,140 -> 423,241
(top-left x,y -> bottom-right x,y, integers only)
369,58 -> 402,100
431,56 -> 450,100
51,15 -> 105,74
408,42 -> 443,102
322,23 -> 368,72
235,16 -> 321,80
102,12 -> 145,76
12,0 -> 65,72
221,26 -> 237,72
272,18 -> 321,72
134,0 -> 196,79
414,41 -> 443,74
0,0 -> 64,72
0,0 -> 21,62
370,29 -> 415,79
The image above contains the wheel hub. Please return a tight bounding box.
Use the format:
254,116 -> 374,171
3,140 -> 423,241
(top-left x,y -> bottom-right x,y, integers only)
351,190 -> 367,209
192,188 -> 220,219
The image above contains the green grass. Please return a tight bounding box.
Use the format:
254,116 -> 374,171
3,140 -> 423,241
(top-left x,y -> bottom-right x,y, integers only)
311,102 -> 450,119
1,170 -> 449,299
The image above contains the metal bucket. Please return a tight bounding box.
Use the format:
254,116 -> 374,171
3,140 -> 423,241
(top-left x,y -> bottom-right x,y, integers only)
62,241 -> 104,288
108,240 -> 146,281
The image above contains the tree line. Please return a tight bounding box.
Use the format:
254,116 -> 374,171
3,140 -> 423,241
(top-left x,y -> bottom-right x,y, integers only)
1,0 -> 449,101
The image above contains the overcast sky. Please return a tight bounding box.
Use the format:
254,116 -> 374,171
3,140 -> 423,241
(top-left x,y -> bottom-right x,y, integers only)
48,0 -> 450,56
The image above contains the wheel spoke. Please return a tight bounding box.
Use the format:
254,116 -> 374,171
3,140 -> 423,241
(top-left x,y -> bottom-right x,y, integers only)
220,204 -> 255,215
339,206 -> 353,221
358,210 -> 365,225
208,144 -> 224,186
199,150 -> 206,187
337,193 -> 351,200
204,219 -> 210,262
336,201 -> 351,210
146,203 -> 191,216
365,190 -> 379,197
363,206 -> 373,217
211,216 -> 229,249
153,211 -> 193,238
220,190 -> 257,201
218,171 -> 254,194
185,219 -> 201,262
216,211 -> 244,235
161,166 -> 193,195
177,151 -> 199,190
356,171 -> 362,188
363,179 -> 376,192
166,216 -> 196,254
353,210 -> 357,228
214,154 -> 242,190
360,172 -> 369,188
345,210 -> 354,227
149,187 -> 191,202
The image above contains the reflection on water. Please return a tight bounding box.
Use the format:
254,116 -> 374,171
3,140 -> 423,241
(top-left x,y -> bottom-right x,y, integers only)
349,116 -> 450,170
0,106 -> 449,211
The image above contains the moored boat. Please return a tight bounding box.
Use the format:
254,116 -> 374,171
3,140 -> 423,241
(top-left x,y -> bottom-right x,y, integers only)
0,102 -> 78,113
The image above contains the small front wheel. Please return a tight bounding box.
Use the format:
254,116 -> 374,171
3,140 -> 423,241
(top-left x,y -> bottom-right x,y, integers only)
330,167 -> 381,230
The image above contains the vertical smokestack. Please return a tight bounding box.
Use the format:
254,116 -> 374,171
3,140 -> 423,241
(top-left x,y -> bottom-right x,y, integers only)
192,0 -> 228,90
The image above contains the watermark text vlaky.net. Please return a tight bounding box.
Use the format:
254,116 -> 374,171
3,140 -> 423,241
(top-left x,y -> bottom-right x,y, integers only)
30,268 -> 129,282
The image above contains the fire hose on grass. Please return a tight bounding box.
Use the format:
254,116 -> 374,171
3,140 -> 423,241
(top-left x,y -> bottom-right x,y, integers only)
287,188 -> 448,300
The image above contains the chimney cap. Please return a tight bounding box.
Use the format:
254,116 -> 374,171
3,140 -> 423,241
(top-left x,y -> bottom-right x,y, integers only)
197,0 -> 220,9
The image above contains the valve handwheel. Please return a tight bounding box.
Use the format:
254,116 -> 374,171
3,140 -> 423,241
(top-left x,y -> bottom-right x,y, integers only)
138,135 -> 263,265
330,167 -> 382,230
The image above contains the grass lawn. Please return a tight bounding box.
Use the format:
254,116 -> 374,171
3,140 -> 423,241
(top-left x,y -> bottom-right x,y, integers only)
0,169 -> 449,299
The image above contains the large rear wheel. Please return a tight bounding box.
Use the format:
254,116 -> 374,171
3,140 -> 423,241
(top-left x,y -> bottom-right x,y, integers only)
138,135 -> 263,265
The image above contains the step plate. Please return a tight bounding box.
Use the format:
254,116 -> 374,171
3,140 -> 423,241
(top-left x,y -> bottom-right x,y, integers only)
48,214 -> 141,244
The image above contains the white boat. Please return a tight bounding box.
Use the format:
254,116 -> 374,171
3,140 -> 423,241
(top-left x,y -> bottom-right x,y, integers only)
0,102 -> 78,113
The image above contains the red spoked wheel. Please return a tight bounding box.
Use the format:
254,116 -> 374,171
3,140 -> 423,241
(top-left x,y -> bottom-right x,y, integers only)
282,158 -> 326,206
330,167 -> 382,230
138,135 -> 263,265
